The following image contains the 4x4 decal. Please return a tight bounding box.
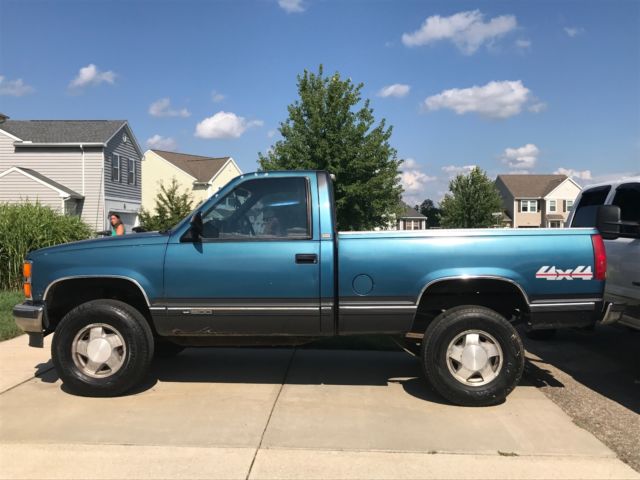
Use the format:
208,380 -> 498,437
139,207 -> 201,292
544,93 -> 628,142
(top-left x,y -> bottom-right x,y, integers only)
535,266 -> 593,280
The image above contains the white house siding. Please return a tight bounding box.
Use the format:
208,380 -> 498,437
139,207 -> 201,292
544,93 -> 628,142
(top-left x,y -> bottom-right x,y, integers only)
0,131 -> 105,230
0,170 -> 62,210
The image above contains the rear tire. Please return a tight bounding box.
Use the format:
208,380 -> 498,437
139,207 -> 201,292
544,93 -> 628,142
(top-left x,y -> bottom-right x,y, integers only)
52,299 -> 154,397
421,305 -> 524,407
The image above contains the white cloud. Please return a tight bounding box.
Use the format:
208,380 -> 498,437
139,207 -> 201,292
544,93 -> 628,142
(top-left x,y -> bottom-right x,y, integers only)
564,27 -> 584,38
528,101 -> 547,113
146,135 -> 177,151
516,39 -> 531,49
424,80 -> 535,119
267,129 -> 277,138
148,98 -> 190,118
501,143 -> 539,169
69,64 -> 116,89
195,111 -> 264,139
399,158 -> 437,204
0,76 -> 34,96
402,10 -> 517,54
442,165 -> 476,177
211,90 -> 225,103
377,84 -> 411,98
278,0 -> 305,13
554,167 -> 592,181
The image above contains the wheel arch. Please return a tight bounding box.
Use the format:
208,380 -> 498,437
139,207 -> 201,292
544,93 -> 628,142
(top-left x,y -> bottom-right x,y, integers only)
43,276 -> 153,333
410,276 -> 530,334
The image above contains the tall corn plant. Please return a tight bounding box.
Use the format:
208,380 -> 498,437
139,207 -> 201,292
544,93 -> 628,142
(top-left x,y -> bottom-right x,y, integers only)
0,202 -> 93,290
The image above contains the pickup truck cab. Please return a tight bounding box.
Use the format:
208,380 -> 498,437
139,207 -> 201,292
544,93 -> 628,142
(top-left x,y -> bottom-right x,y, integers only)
14,171 -> 607,406
567,177 -> 640,330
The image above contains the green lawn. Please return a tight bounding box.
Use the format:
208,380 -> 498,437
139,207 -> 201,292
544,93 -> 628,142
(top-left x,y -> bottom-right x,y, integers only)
0,291 -> 24,341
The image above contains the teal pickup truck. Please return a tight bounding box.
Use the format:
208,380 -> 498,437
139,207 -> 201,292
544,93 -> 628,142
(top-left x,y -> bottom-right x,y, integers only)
14,171 -> 607,406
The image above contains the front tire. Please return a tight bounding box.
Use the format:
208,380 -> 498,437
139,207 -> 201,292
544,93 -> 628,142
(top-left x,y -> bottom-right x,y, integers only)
421,305 -> 524,407
52,299 -> 154,397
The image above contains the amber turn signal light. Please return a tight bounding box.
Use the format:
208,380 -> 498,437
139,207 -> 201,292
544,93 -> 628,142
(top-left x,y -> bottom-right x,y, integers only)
23,262 -> 32,280
23,283 -> 32,299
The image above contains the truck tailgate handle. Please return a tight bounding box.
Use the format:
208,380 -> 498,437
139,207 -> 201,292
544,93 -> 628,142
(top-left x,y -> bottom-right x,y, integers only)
295,253 -> 318,264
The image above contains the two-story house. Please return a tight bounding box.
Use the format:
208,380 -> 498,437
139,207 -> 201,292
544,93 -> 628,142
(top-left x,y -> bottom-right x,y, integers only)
0,119 -> 143,232
142,149 -> 241,211
397,203 -> 428,230
495,174 -> 582,228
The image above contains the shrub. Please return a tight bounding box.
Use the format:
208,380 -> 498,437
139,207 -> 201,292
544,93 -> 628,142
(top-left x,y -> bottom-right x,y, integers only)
0,202 -> 93,290
139,178 -> 194,232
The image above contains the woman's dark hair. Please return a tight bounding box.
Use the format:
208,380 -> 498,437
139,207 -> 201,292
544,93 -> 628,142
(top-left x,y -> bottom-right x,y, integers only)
109,212 -> 122,224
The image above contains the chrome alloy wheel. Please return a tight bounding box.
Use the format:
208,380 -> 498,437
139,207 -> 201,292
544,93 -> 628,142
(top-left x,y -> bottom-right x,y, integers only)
446,329 -> 503,386
71,323 -> 127,378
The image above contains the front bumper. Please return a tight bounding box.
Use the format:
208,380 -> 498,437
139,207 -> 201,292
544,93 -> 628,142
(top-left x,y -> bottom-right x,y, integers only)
13,302 -> 45,347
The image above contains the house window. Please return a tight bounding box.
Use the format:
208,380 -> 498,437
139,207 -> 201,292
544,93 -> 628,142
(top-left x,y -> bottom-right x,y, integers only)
120,157 -> 126,184
111,155 -> 120,182
128,158 -> 136,185
566,200 -> 573,211
548,200 -> 557,213
521,200 -> 538,213
549,220 -> 561,228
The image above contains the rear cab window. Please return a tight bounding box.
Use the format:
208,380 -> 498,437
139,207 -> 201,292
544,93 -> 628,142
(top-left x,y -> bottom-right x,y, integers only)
612,182 -> 640,234
571,186 -> 611,227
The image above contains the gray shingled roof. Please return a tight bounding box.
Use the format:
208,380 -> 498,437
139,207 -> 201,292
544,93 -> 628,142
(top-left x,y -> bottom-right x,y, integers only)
496,174 -> 568,198
1,120 -> 126,143
152,150 -> 231,183
15,167 -> 83,198
400,203 -> 426,219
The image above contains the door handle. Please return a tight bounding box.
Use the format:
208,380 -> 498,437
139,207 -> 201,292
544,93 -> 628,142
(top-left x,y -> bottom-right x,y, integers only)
295,253 -> 318,264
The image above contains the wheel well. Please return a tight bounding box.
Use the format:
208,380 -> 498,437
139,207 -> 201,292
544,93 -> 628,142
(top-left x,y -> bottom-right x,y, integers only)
44,278 -> 152,332
411,278 -> 529,334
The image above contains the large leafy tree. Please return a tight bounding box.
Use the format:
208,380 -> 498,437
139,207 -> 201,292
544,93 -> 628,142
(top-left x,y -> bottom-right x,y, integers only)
440,167 -> 503,228
139,178 -> 194,231
414,199 -> 442,228
258,66 -> 404,231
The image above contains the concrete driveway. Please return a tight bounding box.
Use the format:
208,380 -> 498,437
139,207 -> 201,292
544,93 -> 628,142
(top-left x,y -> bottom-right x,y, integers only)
0,335 -> 637,479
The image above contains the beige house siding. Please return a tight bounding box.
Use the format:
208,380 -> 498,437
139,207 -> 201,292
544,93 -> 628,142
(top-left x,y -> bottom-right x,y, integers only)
0,130 -> 105,230
516,208 -> 542,227
141,151 -> 242,212
204,159 -> 242,200
0,170 -> 62,210
495,179 -> 515,225
543,179 -> 581,227
141,150 -> 198,211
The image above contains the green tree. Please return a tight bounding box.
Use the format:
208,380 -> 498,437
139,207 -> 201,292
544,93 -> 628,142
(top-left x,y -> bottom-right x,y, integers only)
414,199 -> 442,228
440,167 -> 503,228
258,65 -> 404,231
139,178 -> 194,231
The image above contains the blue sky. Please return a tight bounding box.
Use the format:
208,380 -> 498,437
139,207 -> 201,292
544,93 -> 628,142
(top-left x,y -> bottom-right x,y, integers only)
1,0 -> 639,203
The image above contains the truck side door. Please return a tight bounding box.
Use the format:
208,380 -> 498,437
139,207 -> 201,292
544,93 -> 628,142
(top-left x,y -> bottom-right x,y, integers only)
160,175 -> 321,336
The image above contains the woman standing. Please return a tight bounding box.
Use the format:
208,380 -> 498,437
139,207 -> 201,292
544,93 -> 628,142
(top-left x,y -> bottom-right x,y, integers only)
109,213 -> 126,236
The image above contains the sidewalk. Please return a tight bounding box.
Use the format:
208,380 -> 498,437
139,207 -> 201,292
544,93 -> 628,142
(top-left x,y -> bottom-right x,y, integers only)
0,342 -> 637,479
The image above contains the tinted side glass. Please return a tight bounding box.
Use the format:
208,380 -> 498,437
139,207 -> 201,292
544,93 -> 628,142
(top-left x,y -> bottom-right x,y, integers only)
572,186 -> 611,227
201,177 -> 310,240
612,183 -> 640,234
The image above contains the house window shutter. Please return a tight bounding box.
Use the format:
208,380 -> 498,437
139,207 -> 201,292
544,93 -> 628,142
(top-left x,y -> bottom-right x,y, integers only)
518,201 -> 521,213
563,200 -> 567,212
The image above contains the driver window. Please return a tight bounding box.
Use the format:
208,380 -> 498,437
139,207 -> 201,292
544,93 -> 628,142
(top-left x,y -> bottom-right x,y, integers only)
201,177 -> 310,239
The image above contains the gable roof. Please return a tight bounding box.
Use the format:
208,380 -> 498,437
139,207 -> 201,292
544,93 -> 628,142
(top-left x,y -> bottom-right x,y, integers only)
400,203 -> 426,219
496,174 -> 568,198
0,120 -> 126,143
151,149 -> 231,183
0,166 -> 83,199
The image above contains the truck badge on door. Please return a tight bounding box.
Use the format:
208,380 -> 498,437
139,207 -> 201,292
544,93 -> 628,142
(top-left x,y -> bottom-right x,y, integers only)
535,266 -> 593,280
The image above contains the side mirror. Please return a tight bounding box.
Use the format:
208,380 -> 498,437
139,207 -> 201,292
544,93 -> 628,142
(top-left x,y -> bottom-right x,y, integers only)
596,205 -> 621,240
190,212 -> 203,241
